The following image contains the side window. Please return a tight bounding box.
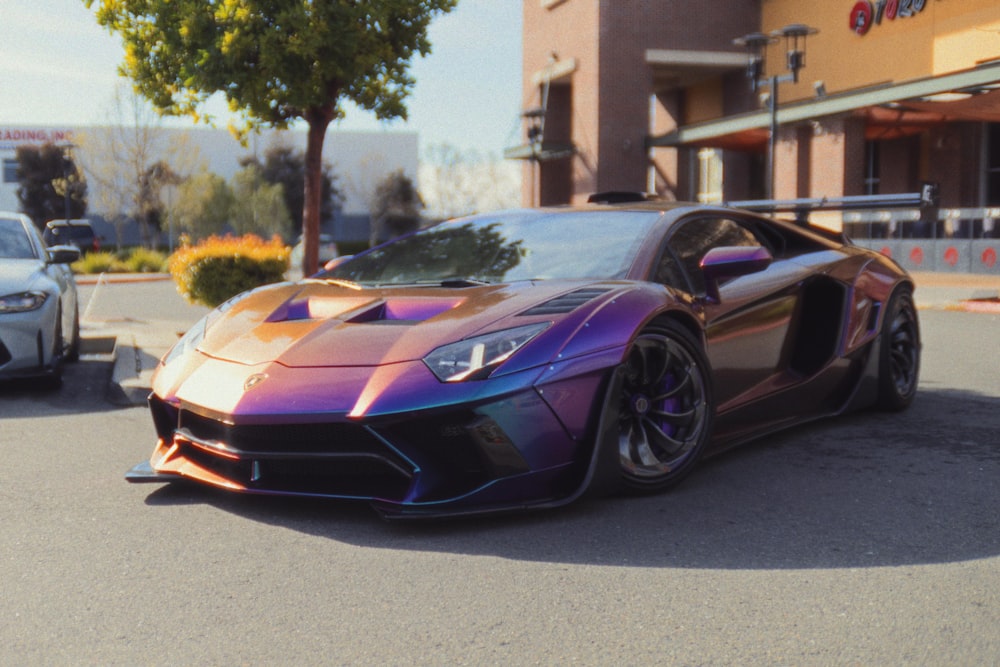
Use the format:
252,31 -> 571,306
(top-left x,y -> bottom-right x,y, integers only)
656,217 -> 763,296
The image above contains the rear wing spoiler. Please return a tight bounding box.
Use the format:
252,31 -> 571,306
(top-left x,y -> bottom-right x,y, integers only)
729,184 -> 939,220
728,185 -> 939,243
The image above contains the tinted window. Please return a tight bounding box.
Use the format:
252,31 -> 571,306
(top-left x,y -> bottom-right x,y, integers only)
657,217 -> 763,295
0,217 -> 38,259
44,224 -> 95,245
324,210 -> 662,285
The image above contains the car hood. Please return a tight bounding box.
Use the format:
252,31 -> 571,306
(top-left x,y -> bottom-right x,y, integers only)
0,259 -> 48,294
196,279 -> 623,368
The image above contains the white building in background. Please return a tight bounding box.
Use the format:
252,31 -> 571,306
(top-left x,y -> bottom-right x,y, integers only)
0,124 -> 418,244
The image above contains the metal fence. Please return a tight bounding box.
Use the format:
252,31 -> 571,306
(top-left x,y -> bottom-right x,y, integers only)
843,208 -> 1000,276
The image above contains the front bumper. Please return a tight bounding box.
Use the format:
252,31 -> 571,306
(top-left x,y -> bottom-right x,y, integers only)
132,342 -> 628,517
0,301 -> 60,378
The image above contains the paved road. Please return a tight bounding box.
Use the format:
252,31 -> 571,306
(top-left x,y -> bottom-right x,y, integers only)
0,289 -> 997,664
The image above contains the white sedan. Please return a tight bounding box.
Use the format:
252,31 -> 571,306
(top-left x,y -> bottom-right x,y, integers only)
0,212 -> 81,384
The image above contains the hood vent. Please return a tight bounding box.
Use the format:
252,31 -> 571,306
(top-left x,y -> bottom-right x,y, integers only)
520,288 -> 611,316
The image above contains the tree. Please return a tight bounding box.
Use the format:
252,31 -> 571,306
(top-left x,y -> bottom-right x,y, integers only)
137,161 -> 182,246
230,164 -> 292,239
239,144 -> 342,235
420,143 -> 521,220
75,83 -> 202,248
169,172 -> 233,239
87,0 -> 457,275
370,169 -> 423,246
16,143 -> 87,229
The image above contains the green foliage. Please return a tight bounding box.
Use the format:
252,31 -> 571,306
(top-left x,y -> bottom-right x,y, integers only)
171,172 -> 234,239
168,234 -> 290,308
239,145 -> 342,231
230,165 -> 293,239
123,247 -> 169,273
86,0 -> 456,274
15,143 -> 87,229
87,0 -> 458,128
71,247 -> 170,274
73,251 -> 122,274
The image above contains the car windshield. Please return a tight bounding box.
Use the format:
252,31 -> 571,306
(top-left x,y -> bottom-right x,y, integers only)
321,210 -> 662,285
0,217 -> 38,259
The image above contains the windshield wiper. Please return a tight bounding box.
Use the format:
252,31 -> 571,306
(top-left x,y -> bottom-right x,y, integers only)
439,277 -> 491,287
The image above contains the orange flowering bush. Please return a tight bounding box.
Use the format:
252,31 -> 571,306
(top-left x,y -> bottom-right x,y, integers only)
169,234 -> 290,307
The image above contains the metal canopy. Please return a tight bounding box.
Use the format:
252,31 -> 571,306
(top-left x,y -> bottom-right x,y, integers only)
649,60 -> 1000,148
645,49 -> 747,91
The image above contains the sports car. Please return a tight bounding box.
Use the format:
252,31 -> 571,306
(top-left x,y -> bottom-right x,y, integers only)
127,195 -> 920,518
0,212 -> 81,383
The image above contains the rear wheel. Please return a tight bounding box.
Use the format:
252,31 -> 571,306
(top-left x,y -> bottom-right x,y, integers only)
617,321 -> 713,493
876,287 -> 920,411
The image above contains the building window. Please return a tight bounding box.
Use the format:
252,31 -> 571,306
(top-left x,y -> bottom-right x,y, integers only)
986,123 -> 1000,206
2,158 -> 18,184
863,141 -> 880,195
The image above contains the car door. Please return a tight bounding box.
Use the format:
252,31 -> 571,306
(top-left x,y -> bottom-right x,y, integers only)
654,214 -> 815,418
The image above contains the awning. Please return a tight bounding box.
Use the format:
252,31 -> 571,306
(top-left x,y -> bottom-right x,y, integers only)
897,85 -> 1000,123
649,60 -> 1000,150
503,142 -> 576,161
646,48 -> 747,91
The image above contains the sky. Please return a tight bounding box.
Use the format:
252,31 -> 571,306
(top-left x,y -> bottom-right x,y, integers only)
0,0 -> 525,159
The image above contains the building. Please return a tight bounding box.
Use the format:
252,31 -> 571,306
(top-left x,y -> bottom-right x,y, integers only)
507,0 -> 1000,273
1,124 -> 418,245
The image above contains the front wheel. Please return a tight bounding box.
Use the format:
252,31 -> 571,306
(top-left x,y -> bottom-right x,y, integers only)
617,321 -> 714,494
876,287 -> 920,411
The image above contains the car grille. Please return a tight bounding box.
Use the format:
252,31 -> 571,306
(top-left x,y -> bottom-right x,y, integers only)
149,398 -> 502,502
150,398 -> 417,499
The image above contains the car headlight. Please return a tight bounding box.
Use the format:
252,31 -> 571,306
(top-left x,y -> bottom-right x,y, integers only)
423,322 -> 549,382
0,291 -> 48,313
161,314 -> 208,366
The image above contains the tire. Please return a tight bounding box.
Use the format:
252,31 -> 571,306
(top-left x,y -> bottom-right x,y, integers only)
42,306 -> 65,388
66,302 -> 81,363
617,320 -> 714,493
876,286 -> 920,411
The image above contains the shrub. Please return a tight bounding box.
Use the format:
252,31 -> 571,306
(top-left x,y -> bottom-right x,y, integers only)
123,247 -> 169,273
169,234 -> 290,308
73,251 -> 124,274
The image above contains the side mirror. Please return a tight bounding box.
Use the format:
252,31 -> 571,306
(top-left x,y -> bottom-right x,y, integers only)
47,245 -> 81,265
700,245 -> 772,302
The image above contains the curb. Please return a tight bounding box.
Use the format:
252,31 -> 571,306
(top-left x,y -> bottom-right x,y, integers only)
108,339 -> 152,407
75,273 -> 172,285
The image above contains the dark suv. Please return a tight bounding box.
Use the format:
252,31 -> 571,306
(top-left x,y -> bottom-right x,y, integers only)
43,219 -> 100,255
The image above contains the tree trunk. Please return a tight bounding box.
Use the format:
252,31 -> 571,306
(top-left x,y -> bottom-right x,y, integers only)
302,108 -> 333,276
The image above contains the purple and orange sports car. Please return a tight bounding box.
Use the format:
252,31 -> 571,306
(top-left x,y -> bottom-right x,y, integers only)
128,196 -> 920,517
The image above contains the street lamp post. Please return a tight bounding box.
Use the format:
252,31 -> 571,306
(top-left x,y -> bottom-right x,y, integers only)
734,24 -> 818,200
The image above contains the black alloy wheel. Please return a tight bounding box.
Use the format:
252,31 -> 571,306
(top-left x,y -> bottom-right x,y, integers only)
617,321 -> 713,493
877,287 -> 920,411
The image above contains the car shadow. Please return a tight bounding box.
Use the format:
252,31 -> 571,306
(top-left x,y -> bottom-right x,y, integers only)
138,385 -> 1000,571
0,356 -> 124,416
